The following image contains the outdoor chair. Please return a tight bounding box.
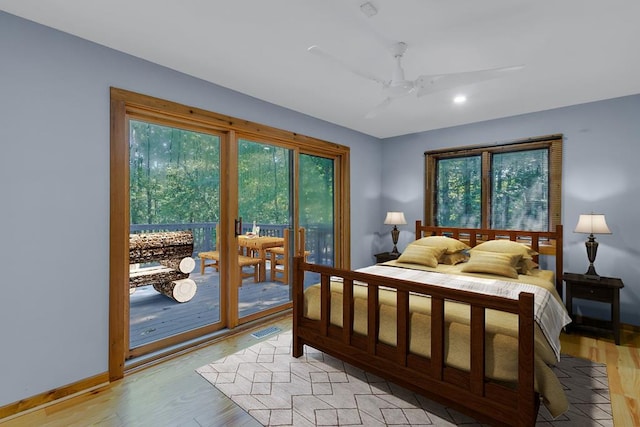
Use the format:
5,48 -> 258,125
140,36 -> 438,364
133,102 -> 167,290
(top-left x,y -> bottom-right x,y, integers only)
268,227 -> 310,284
198,225 -> 262,286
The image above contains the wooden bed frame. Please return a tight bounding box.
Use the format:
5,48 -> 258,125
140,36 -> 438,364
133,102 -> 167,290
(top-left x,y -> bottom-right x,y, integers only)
292,221 -> 563,427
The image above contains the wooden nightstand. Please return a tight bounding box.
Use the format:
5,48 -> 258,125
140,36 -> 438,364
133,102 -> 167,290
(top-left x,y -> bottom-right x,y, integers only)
563,272 -> 624,345
374,252 -> 400,263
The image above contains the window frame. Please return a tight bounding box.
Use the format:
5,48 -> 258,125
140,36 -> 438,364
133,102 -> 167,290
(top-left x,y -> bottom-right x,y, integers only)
424,135 -> 562,231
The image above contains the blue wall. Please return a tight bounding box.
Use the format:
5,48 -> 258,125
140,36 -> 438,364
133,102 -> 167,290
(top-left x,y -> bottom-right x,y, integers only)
380,95 -> 640,327
0,11 -> 382,407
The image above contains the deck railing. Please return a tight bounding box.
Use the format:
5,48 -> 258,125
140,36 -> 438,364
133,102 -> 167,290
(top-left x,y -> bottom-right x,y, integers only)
130,222 -> 333,265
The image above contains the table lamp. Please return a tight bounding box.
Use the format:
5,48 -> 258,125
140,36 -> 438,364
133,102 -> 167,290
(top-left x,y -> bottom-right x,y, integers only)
574,213 -> 611,278
384,211 -> 407,254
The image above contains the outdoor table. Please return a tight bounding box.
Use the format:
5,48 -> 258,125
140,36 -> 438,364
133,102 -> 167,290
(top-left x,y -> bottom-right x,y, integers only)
238,235 -> 284,282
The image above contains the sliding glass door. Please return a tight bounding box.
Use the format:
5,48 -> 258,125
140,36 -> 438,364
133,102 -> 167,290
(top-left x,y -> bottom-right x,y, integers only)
236,138 -> 293,320
299,153 -> 336,289
235,143 -> 340,319
125,128 -> 339,354
111,88 -> 350,376
128,120 -> 224,358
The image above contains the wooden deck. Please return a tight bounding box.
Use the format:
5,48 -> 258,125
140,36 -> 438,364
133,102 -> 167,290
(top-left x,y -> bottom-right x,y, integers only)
129,262 -> 317,349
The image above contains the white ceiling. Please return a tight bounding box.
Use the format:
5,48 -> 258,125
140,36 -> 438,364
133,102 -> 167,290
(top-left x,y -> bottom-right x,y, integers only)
2,0 -> 640,138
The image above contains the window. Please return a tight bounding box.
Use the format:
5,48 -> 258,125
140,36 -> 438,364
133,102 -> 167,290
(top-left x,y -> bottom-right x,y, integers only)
425,135 -> 562,231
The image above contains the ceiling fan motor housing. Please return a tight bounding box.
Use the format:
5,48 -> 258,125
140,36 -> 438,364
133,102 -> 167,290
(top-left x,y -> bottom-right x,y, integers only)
388,43 -> 414,96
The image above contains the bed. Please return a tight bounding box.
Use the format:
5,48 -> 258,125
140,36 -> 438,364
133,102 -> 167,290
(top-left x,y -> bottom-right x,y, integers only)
292,221 -> 570,427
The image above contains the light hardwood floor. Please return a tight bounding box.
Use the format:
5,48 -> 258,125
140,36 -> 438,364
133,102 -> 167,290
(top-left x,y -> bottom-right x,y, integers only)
560,325 -> 640,426
1,318 -> 638,427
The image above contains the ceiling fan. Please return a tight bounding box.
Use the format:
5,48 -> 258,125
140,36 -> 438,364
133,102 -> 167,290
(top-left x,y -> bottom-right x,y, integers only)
308,41 -> 523,118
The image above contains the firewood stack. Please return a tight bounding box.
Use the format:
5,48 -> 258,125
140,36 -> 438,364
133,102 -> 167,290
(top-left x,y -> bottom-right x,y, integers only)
129,231 -> 197,303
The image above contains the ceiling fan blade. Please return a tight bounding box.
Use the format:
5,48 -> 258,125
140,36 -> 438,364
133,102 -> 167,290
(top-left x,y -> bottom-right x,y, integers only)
365,97 -> 393,119
308,45 -> 386,85
415,65 -> 524,97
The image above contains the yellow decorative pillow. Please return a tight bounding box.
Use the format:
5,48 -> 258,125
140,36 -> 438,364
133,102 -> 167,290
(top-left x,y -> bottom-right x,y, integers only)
412,236 -> 470,254
460,250 -> 522,279
471,239 -> 538,258
440,252 -> 469,265
397,245 -> 446,267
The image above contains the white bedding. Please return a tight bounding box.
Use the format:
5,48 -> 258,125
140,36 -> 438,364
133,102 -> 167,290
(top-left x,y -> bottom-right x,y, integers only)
353,264 -> 571,361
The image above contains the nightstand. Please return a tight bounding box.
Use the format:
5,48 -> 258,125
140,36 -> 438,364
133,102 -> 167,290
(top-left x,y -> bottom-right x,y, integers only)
563,272 -> 624,345
374,252 -> 400,263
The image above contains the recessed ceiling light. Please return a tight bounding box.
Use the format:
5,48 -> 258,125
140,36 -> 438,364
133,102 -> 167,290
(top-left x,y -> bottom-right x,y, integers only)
453,95 -> 467,104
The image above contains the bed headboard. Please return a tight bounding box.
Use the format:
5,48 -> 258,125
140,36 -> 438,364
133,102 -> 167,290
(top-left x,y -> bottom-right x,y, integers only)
415,220 -> 564,298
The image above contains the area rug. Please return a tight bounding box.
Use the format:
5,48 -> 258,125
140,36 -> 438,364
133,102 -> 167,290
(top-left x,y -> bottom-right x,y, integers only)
196,331 -> 612,426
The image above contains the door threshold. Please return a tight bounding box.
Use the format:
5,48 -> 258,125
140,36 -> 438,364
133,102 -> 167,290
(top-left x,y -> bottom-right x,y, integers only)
124,311 -> 291,374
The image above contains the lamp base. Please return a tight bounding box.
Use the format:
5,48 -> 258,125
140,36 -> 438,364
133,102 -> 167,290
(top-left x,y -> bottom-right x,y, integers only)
390,225 -> 400,255
583,236 -> 602,280
583,264 -> 601,280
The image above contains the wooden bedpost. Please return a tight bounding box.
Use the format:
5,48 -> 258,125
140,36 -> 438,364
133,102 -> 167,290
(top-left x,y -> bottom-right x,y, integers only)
555,224 -> 564,299
415,219 -> 422,239
517,292 -> 537,426
292,256 -> 304,357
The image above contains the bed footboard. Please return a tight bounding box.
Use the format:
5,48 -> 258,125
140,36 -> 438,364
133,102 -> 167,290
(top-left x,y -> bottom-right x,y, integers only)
292,256 -> 540,427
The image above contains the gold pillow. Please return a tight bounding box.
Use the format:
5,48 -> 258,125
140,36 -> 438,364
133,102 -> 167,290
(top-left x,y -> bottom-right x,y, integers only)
397,245 -> 446,267
412,236 -> 470,254
471,240 -> 538,258
460,250 -> 522,279
440,252 -> 469,265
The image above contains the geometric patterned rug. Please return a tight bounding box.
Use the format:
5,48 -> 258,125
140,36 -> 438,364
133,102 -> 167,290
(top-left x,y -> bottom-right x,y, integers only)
197,331 -> 613,426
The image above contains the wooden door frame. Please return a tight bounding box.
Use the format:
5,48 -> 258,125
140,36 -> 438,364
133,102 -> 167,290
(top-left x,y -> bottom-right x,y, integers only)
109,87 -> 350,380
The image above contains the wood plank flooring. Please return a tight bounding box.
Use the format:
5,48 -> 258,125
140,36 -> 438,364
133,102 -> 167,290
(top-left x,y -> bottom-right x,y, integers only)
560,325 -> 640,426
2,318 -> 638,427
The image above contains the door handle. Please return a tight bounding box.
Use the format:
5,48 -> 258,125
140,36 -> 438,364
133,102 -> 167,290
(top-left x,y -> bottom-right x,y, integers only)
234,217 -> 242,236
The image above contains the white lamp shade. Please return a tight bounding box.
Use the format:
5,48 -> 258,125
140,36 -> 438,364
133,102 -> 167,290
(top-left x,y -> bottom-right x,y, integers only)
574,214 -> 611,235
384,211 -> 407,225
